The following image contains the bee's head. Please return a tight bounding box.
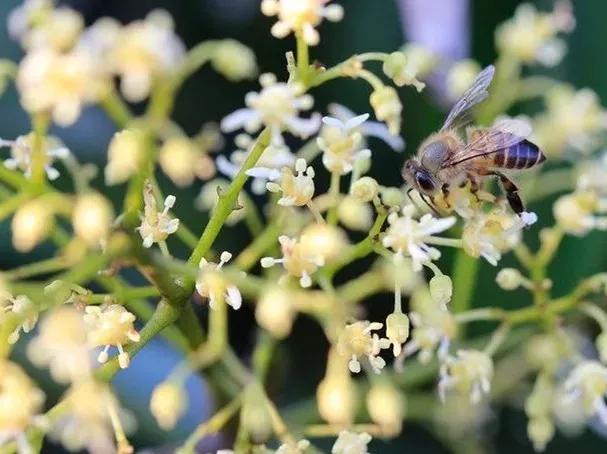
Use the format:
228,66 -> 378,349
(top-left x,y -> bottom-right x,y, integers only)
402,158 -> 438,195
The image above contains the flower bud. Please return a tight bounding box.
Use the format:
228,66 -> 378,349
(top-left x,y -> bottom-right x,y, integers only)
158,137 -> 199,187
150,381 -> 186,430
12,198 -> 53,252
446,60 -> 481,100
317,375 -> 356,425
380,186 -> 405,208
382,51 -> 425,91
212,40 -> 257,82
105,129 -> 145,185
386,311 -> 410,357
366,381 -> 405,436
370,86 -> 402,135
337,196 -> 373,231
527,416 -> 555,452
255,286 -> 296,338
350,176 -> 379,203
72,193 -> 114,248
299,223 -> 348,263
496,268 -> 524,290
241,383 -> 273,444
429,274 -> 453,306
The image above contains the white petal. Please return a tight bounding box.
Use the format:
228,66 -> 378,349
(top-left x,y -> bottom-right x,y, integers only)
362,121 -> 406,152
344,113 -> 370,130
216,155 -> 239,178
246,167 -> 281,180
220,108 -> 256,132
321,116 -> 345,129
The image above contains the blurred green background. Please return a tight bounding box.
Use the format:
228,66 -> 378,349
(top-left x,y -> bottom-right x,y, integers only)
1,0 -> 607,452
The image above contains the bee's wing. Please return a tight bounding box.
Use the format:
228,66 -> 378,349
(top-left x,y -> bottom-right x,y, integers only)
440,65 -> 495,132
441,119 -> 531,168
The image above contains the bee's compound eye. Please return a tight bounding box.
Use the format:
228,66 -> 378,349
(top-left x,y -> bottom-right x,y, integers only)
416,172 -> 435,192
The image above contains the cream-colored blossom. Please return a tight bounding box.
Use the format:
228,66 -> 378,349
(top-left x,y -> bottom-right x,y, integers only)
366,381 -> 405,435
108,10 -> 185,102
534,85 -> 607,157
221,73 -> 321,145
150,381 -> 186,430
462,205 -> 537,266
261,235 -> 324,288
446,59 -> 481,100
382,51 -> 426,92
386,311 -> 410,357
0,292 -> 38,345
27,305 -> 91,383
12,198 -> 54,252
211,40 -> 257,82
276,439 -> 311,454
261,0 -> 344,46
331,430 -> 372,454
196,251 -> 242,311
8,0 -> 83,51
317,113 -> 371,175
496,1 -> 574,66
317,348 -> 357,425
17,47 -> 107,126
370,86 -> 402,135
84,304 -> 140,369
563,361 -> 607,425
438,349 -> 494,404
553,191 -> 607,236
265,158 -> 315,207
337,321 -> 390,374
105,129 -> 146,185
158,136 -> 216,187
255,286 -> 296,338
299,223 -> 348,263
137,182 -> 180,248
72,192 -> 114,248
50,379 -> 130,454
382,204 -> 456,271
0,360 -> 45,452
337,196 -> 373,231
1,133 -> 68,180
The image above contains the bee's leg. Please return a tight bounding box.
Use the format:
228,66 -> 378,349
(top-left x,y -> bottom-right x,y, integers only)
440,184 -> 452,209
491,171 -> 524,214
466,173 -> 482,202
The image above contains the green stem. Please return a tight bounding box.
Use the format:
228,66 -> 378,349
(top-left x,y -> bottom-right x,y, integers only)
30,113 -> 50,189
450,250 -> 480,335
188,128 -> 271,268
100,89 -> 132,128
326,171 -> 341,225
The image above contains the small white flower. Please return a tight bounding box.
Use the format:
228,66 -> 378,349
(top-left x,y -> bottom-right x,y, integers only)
265,158 -> 315,207
0,293 -> 38,344
217,134 -> 296,194
261,235 -> 324,288
337,321 -> 390,374
137,181 -> 180,248
331,430 -> 372,454
382,205 -> 456,271
261,0 -> 344,46
84,304 -> 140,369
221,73 -> 321,145
276,439 -> 311,454
563,361 -> 607,424
462,205 -> 537,266
196,251 -> 242,311
1,133 -> 69,180
438,349 -> 494,404
317,113 -> 372,175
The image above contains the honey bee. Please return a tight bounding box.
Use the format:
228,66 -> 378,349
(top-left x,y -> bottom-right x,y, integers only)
402,65 -> 545,215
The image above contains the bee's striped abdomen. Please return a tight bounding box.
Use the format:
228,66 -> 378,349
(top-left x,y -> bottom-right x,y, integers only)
493,140 -> 545,169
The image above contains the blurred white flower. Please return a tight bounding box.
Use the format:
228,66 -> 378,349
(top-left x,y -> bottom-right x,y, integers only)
563,361 -> 607,425
196,251 -> 242,311
1,132 -> 68,180
137,182 -> 179,248
221,73 -> 321,145
382,204 -> 456,271
265,158 -> 316,207
337,320 -> 390,374
438,349 -> 494,404
0,293 -> 38,345
331,430 -> 372,454
317,113 -> 371,175
261,235 -> 324,288
261,0 -> 344,46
